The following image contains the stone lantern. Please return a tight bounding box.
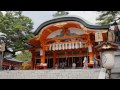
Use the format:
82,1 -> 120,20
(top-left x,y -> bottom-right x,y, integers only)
95,41 -> 118,79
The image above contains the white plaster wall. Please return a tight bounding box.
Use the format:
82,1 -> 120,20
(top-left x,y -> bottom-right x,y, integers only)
68,28 -> 84,35
47,29 -> 62,39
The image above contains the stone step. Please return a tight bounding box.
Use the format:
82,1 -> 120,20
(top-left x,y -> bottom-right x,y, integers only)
0,69 -> 101,79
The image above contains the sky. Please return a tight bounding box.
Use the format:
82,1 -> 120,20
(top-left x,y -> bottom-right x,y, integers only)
22,11 -> 100,31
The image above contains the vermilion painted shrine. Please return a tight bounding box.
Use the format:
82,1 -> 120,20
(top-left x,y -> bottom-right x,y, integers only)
27,15 -> 117,70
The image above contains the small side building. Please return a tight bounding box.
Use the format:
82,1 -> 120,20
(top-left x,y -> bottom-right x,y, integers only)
3,58 -> 25,70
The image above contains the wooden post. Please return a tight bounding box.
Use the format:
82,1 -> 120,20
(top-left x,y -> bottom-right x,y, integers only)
41,46 -> 46,63
98,42 -> 102,68
89,52 -> 93,65
31,50 -> 35,70
88,43 -> 93,67
53,51 -> 56,68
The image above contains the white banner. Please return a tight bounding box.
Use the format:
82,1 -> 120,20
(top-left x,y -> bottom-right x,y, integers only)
108,31 -> 115,42
40,50 -> 44,56
95,32 -> 103,42
0,43 -> 5,51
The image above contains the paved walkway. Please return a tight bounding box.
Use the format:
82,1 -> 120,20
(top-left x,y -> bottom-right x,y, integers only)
0,69 -> 101,79
111,69 -> 120,79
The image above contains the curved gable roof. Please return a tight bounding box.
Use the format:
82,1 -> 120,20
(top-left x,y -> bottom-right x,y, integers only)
34,16 -> 110,35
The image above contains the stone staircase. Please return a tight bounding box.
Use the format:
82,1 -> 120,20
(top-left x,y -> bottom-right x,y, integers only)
0,69 -> 101,79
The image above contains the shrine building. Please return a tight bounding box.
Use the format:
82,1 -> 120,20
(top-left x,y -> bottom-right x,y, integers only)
27,15 -> 110,70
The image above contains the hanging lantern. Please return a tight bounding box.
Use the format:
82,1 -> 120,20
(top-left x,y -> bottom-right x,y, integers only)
65,43 -> 67,49
49,44 -> 52,51
79,42 -> 82,48
62,44 -> 65,50
88,46 -> 92,52
52,44 -> 55,51
58,44 -> 62,50
68,43 -> 72,49
72,42 -> 75,49
75,42 -> 78,49
56,44 -> 58,50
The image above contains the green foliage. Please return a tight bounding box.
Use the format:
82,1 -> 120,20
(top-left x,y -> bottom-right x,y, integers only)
15,50 -> 32,61
24,65 -> 31,70
53,11 -> 69,17
96,11 -> 119,25
0,11 -> 34,51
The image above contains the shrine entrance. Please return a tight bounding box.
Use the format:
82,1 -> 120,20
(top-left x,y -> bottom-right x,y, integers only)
28,16 -> 109,70
44,48 -> 89,69
45,57 -> 85,69
45,58 -> 53,68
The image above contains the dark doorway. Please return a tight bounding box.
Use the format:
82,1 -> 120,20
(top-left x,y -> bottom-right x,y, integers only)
45,58 -> 53,68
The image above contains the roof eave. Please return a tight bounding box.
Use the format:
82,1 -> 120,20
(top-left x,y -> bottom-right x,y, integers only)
34,16 -> 110,35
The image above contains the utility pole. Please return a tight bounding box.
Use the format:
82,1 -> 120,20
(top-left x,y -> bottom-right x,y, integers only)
0,43 -> 5,70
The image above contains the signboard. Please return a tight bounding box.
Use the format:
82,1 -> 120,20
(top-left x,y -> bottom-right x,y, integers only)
0,43 -> 5,51
40,50 -> 44,56
95,32 -> 103,42
108,31 -> 115,42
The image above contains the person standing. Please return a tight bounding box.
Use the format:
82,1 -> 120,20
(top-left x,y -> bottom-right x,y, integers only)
93,60 -> 97,68
9,65 -> 12,70
83,57 -> 88,69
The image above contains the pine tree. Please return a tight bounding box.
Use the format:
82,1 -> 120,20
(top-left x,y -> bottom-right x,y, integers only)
96,11 -> 120,25
53,11 -> 69,17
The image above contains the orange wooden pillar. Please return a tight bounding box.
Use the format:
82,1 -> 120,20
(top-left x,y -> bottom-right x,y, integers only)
40,46 -> 47,70
88,45 -> 93,66
53,51 -> 56,68
41,48 -> 45,63
80,50 -> 83,67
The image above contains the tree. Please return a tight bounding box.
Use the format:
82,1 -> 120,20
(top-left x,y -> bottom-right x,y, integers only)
0,11 -> 34,52
15,50 -> 32,61
53,11 -> 69,17
96,11 -> 120,25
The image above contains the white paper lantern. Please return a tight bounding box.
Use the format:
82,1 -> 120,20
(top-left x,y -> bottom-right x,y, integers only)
72,42 -> 75,49
62,44 -> 65,50
75,42 -> 78,49
58,44 -> 62,50
52,44 -> 55,51
56,44 -> 58,50
68,43 -> 72,49
79,42 -> 82,48
49,44 -> 52,51
65,43 -> 67,49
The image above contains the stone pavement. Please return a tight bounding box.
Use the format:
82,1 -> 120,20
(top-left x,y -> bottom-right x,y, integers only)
0,69 -> 101,79
111,69 -> 120,79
